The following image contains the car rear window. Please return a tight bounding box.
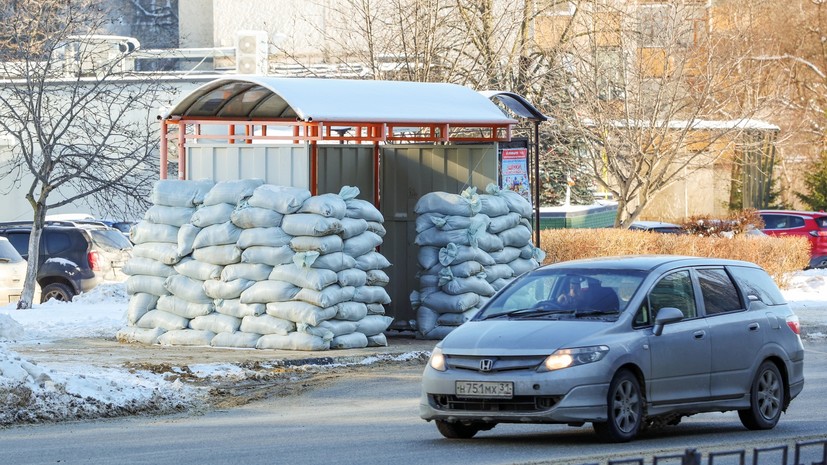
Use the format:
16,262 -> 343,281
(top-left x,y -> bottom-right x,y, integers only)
727,266 -> 786,306
89,229 -> 132,251
0,239 -> 23,263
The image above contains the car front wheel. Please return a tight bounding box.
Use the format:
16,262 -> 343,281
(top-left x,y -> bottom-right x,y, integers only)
435,420 -> 483,439
41,283 -> 75,302
594,370 -> 643,442
739,361 -> 784,430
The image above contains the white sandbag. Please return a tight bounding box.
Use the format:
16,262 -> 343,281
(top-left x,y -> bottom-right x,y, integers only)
355,251 -> 391,271
355,315 -> 393,336
269,264 -> 339,291
330,332 -> 368,349
211,331 -> 261,349
339,185 -> 360,201
248,185 -> 311,214
304,252 -> 356,272
174,257 -> 223,281
489,247 -> 522,264
190,313 -> 241,334
485,183 -> 533,218
478,194 -> 510,217
221,263 -> 273,282
240,280 -> 300,304
144,205 -> 195,227
126,275 -> 170,296
366,303 -> 386,315
483,264 -> 515,282
190,203 -> 235,227
441,276 -> 496,297
266,301 -> 337,326
157,295 -> 214,318
281,213 -> 343,237
343,231 -> 383,257
202,179 -> 264,206
415,228 -> 470,247
294,323 -> 335,341
423,291 -> 480,314
416,306 -> 439,335
521,245 -> 546,262
192,244 -> 242,266
298,193 -> 347,219
317,319 -> 359,337
237,227 -> 292,249
231,203 -> 284,229
353,286 -> 392,305
241,245 -> 294,266
487,212 -> 522,234
366,221 -> 386,237
164,274 -> 211,304
491,277 -> 511,291
499,225 -> 533,248
345,198 -> 384,222
203,278 -> 255,300
437,308 -> 479,326
117,326 -> 166,345
136,309 -> 189,331
426,260 -> 485,279
151,179 -> 213,208
256,332 -> 330,351
130,222 -> 179,245
158,329 -> 215,346
132,242 -> 180,265
420,325 -> 457,340
417,246 -> 440,269
215,299 -> 266,318
415,213 -> 474,233
193,221 -> 242,248
123,257 -> 175,278
290,235 -> 343,254
335,301 -> 368,321
239,314 -> 295,336
339,217 -> 369,239
294,285 -> 355,308
419,273 -> 440,289
439,243 -> 495,266
508,257 -> 540,276
365,269 -> 389,286
177,224 -> 201,257
366,333 -> 388,347
414,191 -> 478,217
337,268 -> 367,287
127,293 -> 159,324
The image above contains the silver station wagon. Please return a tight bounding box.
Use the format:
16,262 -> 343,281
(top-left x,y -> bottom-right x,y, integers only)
420,255 -> 805,442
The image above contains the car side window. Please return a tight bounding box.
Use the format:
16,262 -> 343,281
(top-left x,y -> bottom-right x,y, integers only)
45,231 -> 72,255
5,232 -> 30,258
789,216 -> 805,228
728,266 -> 786,306
647,270 -> 697,319
696,268 -> 742,315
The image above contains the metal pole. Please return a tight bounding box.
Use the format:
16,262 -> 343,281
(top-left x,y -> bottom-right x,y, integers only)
534,120 -> 541,248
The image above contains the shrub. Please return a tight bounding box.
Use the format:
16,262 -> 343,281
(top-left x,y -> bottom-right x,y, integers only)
679,209 -> 765,237
538,228 -> 809,288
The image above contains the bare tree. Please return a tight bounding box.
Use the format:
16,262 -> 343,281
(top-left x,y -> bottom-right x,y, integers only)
0,0 -> 164,309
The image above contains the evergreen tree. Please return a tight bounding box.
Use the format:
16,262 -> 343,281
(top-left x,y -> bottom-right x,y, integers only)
795,153 -> 827,211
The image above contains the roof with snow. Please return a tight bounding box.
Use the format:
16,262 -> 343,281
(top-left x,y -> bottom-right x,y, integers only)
162,76 -> 518,125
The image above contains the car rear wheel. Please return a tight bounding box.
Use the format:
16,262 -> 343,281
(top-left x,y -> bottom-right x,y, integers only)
594,370 -> 643,442
435,420 -> 482,439
41,283 -> 75,302
739,361 -> 784,430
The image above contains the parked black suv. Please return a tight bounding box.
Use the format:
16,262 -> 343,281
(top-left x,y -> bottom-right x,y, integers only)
0,221 -> 132,302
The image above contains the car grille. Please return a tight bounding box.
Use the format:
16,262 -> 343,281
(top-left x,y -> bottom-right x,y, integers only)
446,355 -> 546,373
429,394 -> 559,412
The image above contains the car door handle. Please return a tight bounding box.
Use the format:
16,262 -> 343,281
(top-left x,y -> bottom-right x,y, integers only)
748,322 -> 760,331
693,330 -> 706,339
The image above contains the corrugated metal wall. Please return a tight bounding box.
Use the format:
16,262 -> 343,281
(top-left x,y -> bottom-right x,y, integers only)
186,144 -> 310,187
316,145 -> 375,201
379,144 -> 498,327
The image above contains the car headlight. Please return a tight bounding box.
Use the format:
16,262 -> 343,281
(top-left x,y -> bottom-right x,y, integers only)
429,346 -> 446,372
538,345 -> 609,372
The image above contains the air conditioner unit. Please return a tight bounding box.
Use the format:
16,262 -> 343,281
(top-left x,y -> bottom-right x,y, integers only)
235,30 -> 269,75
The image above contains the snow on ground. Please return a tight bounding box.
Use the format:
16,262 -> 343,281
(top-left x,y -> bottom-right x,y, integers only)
1,271 -> 826,426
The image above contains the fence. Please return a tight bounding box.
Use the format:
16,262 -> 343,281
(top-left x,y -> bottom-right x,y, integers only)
581,439 -> 826,465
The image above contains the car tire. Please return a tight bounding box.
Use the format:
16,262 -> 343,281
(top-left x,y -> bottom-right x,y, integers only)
41,283 -> 75,302
435,420 -> 481,439
738,361 -> 784,430
594,370 -> 643,442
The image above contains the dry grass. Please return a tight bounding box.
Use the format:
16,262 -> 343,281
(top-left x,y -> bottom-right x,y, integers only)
538,228 -> 810,289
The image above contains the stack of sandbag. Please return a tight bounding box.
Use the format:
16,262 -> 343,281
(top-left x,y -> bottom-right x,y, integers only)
118,180 -> 393,351
119,179 -> 214,345
411,184 -> 545,339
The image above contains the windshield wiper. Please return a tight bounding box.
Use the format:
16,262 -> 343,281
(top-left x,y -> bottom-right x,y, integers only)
481,308 -> 575,320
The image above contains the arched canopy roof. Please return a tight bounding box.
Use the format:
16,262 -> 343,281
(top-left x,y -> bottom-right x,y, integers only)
478,90 -> 548,122
162,76 -> 518,125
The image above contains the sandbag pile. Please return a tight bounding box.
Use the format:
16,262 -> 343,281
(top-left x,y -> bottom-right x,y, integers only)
411,184 -> 545,339
117,180 -> 393,351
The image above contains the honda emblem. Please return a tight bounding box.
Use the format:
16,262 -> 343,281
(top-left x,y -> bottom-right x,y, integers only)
479,359 -> 494,372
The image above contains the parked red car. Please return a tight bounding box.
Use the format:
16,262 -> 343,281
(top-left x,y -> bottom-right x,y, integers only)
759,210 -> 827,268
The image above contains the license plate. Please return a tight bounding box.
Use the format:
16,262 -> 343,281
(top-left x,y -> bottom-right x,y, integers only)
455,381 -> 514,398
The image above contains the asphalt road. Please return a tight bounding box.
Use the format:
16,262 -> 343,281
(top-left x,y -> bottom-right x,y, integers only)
1,339 -> 826,465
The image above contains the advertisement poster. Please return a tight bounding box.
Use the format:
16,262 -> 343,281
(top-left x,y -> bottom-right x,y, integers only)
500,148 -> 531,203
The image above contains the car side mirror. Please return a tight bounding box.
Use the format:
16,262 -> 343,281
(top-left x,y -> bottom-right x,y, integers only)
652,307 -> 684,336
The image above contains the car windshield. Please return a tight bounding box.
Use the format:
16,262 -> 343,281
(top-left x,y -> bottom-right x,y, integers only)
476,268 -> 647,321
89,229 -> 133,251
